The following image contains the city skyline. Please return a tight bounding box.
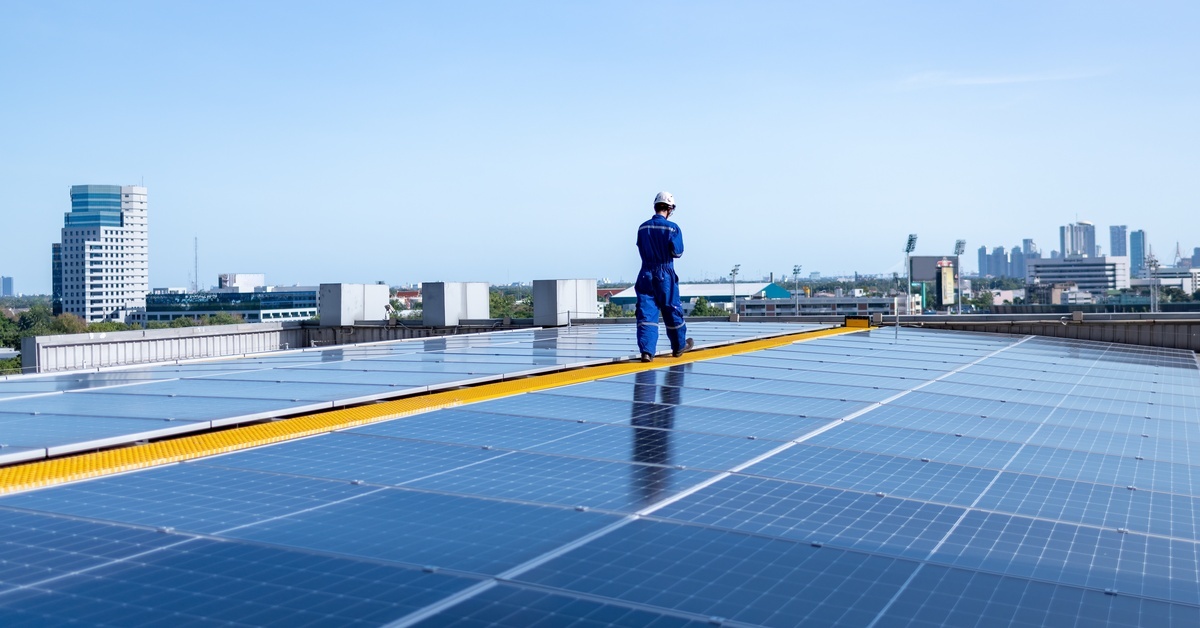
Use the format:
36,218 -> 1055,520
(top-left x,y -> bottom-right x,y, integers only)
3,3 -> 1198,291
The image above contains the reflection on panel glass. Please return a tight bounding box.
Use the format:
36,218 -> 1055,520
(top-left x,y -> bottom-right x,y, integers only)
630,366 -> 685,506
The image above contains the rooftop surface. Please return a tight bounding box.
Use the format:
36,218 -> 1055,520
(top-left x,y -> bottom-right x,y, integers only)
0,325 -> 1197,625
0,322 -> 818,464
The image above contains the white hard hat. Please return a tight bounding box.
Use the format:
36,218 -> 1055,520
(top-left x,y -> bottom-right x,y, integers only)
654,191 -> 675,207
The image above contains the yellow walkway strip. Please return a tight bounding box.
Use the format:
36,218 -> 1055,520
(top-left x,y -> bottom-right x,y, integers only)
0,326 -> 862,495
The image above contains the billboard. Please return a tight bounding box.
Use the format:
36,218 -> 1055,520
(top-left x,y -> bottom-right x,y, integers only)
909,256 -> 957,282
939,262 -> 956,306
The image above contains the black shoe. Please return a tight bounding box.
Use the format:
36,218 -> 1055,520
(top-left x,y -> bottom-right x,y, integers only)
672,338 -> 694,358
640,353 -> 654,363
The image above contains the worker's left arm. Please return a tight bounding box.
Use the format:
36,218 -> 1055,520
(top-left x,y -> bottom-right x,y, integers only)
671,225 -> 684,258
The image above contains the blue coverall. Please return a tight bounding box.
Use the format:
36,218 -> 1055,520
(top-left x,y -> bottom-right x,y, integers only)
635,213 -> 687,356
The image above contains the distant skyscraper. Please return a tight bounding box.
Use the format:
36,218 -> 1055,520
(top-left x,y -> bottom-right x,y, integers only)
1010,243 -> 1027,279
54,185 -> 149,322
990,246 -> 1008,278
1110,225 -> 1128,257
0,276 -> 12,297
1060,221 -> 1097,257
977,245 -> 989,276
1130,230 -> 1147,278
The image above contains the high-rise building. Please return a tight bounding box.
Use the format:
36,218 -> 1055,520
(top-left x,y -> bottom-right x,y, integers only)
0,276 -> 12,297
1110,225 -> 1128,257
54,185 -> 149,322
1130,230 -> 1147,278
977,245 -> 989,276
1060,221 -> 1097,257
990,246 -> 1008,278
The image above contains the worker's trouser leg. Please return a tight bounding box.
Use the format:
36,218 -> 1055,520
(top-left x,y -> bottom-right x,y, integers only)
635,291 -> 660,356
635,271 -> 687,356
660,279 -> 687,354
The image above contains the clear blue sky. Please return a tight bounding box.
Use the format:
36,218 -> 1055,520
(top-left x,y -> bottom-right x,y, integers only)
2,1 -> 1197,293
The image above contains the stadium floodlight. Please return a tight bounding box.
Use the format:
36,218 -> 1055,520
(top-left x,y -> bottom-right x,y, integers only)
793,264 -> 802,314
954,240 -> 966,314
730,264 -> 741,319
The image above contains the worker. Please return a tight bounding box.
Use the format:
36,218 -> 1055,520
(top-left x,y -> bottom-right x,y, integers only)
635,191 -> 694,362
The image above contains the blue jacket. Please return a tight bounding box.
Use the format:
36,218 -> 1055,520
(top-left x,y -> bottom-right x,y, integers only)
636,214 -> 684,271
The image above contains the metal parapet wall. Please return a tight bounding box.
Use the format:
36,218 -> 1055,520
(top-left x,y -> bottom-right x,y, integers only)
18,322 -> 439,374
895,313 -> 1200,352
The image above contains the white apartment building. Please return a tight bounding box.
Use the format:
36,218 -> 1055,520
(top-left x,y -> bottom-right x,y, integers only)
1026,255 -> 1130,294
53,185 -> 149,322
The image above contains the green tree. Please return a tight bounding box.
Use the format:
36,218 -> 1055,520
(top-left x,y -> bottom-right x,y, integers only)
86,320 -> 133,333
0,356 -> 21,376
0,313 -> 19,350
1161,287 -> 1192,303
54,313 -> 89,334
146,321 -> 170,329
200,313 -> 244,326
490,291 -> 516,318
169,317 -> 195,328
17,303 -> 53,334
602,302 -> 625,317
689,297 -> 726,316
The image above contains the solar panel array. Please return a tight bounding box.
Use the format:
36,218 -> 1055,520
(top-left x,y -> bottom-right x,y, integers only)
0,322 -> 817,464
0,327 -> 1198,626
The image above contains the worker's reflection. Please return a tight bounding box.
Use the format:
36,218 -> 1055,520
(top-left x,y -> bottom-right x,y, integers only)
631,364 -> 688,505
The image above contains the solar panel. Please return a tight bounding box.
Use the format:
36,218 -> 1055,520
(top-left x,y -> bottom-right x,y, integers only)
1,326 -> 1198,625
0,323 -> 826,462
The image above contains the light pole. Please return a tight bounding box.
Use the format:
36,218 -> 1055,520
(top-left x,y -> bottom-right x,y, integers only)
793,264 -> 802,316
730,264 -> 741,321
954,239 -> 966,314
1147,252 -> 1160,313
905,234 -> 918,312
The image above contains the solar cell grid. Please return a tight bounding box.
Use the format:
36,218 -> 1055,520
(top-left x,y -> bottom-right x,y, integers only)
1009,444 -> 1200,496
875,565 -> 1200,628
1026,424 -> 1154,458
930,510 -> 1200,605
1056,395 -> 1196,423
740,445 -> 999,507
517,519 -> 919,628
0,413 -> 205,456
651,475 -> 965,559
0,538 -> 479,628
413,584 -> 710,627
891,391 -> 1057,422
854,405 -> 1043,443
920,380 -> 1066,407
0,510 -> 178,591
957,363 -> 1090,386
944,372 -> 1105,397
807,423 -> 1025,469
221,488 -> 621,575
194,432 -> 511,485
401,451 -> 716,512
975,472 -> 1200,539
0,391 -> 329,424
778,360 -> 949,380
81,377 -> 407,404
0,463 -> 373,534
347,409 -> 596,449
516,424 -> 780,472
